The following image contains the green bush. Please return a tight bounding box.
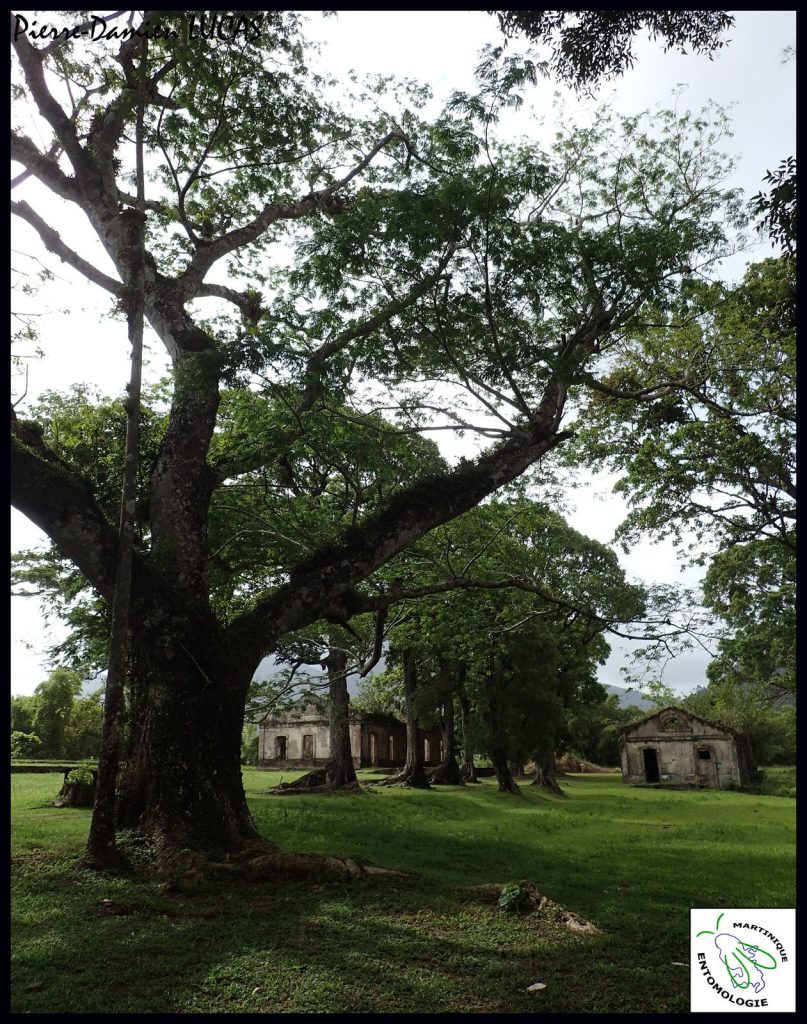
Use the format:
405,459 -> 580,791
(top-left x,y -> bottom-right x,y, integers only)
241,733 -> 259,766
11,731 -> 41,759
65,764 -> 95,786
754,766 -> 796,798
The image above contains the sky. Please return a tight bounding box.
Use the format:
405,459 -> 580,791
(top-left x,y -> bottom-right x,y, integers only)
10,10 -> 796,697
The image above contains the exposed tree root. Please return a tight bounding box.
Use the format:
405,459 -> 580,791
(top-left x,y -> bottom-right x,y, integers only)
467,880 -> 601,935
146,836 -> 410,887
242,853 -> 408,882
494,772 -> 521,795
268,769 -> 363,795
429,759 -> 465,785
75,847 -> 131,873
378,764 -> 431,789
531,766 -> 568,797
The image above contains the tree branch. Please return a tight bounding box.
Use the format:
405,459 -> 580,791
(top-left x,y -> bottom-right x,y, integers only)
177,130 -> 405,296
10,131 -> 80,202
11,420 -> 121,602
11,200 -> 123,295
226,423 -> 574,658
11,17 -> 93,177
209,251 -> 456,483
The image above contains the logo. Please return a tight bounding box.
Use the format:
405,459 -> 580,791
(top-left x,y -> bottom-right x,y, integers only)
691,909 -> 795,1013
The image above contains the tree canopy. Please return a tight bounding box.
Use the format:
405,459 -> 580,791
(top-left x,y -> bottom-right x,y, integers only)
493,11 -> 734,88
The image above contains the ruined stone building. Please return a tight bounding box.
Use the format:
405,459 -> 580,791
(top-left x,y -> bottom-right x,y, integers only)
618,706 -> 755,789
258,699 -> 443,769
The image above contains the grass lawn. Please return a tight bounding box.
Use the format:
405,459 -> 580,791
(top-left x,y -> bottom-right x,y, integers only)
11,769 -> 795,1013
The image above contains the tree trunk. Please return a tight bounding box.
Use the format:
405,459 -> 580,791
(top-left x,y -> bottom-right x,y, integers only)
83,79 -> 148,868
116,638 -> 259,854
485,656 -> 520,795
532,758 -> 567,797
430,661 -> 463,785
383,650 -> 430,789
324,643 -> 358,789
457,668 -> 478,782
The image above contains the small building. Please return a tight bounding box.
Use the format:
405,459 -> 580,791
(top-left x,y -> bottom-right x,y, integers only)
618,706 -> 755,789
258,699 -> 442,770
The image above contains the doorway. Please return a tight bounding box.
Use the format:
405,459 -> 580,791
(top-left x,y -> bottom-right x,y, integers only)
302,734 -> 314,760
643,748 -> 660,783
275,736 -> 287,760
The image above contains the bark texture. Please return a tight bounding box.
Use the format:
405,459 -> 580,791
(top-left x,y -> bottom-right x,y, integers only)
532,760 -> 568,797
383,650 -> 430,788
115,638 -> 258,851
485,656 -> 520,795
430,661 -> 464,785
324,643 -> 358,788
458,671 -> 478,782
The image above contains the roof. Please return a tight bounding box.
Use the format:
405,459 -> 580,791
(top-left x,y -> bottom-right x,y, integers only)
260,700 -> 406,730
617,705 -> 743,738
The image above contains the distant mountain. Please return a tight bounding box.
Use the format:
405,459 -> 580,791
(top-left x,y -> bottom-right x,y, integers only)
604,685 -> 653,711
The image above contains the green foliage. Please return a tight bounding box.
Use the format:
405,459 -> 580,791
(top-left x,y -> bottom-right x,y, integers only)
375,497 -> 645,770
493,11 -> 734,87
751,157 -> 796,256
562,693 -> 645,766
11,670 -> 102,761
572,258 -> 794,557
62,691 -> 103,761
681,681 -> 796,766
498,881 -> 530,915
65,764 -> 95,787
32,668 -> 82,757
240,730 -> 259,767
754,766 -> 796,799
10,694 -> 39,735
351,667 -> 405,717
571,255 -> 795,698
703,539 -> 795,695
11,731 -> 41,759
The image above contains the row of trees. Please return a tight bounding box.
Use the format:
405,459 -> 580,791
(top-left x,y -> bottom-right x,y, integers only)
11,669 -> 102,760
11,10 -> 794,864
248,495 -> 660,794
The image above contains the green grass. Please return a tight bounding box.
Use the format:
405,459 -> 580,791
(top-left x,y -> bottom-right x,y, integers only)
11,769 -> 795,1013
755,765 -> 796,798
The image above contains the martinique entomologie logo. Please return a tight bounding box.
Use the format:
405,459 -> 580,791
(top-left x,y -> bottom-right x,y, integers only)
690,908 -> 795,1013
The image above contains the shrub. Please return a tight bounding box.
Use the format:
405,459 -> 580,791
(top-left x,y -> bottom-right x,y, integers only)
241,733 -> 259,766
11,731 -> 41,759
65,764 -> 95,786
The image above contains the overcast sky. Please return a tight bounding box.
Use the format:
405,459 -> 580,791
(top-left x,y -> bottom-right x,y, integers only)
10,10 -> 796,696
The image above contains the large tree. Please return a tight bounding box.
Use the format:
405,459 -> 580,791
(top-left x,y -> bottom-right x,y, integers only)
570,255 -> 796,697
11,12 -> 740,858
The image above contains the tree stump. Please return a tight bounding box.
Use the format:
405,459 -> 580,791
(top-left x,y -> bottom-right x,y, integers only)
53,769 -> 97,808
